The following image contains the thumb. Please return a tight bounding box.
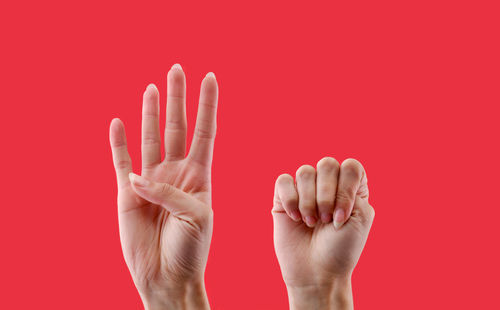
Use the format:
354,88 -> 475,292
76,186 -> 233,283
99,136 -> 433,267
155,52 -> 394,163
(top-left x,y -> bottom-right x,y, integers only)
128,173 -> 210,225
352,196 -> 376,227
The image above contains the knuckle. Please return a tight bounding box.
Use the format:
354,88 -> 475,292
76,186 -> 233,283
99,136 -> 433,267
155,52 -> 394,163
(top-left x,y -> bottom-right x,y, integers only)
142,136 -> 160,146
276,173 -> 294,185
166,119 -> 187,131
316,198 -> 334,209
299,197 -> 316,212
335,190 -> 355,205
284,196 -> 299,207
194,126 -> 216,140
296,165 -> 316,179
317,157 -> 340,172
159,183 -> 174,199
114,160 -> 131,170
299,205 -> 316,215
317,183 -> 335,195
368,205 -> 376,219
341,158 -> 364,178
200,98 -> 218,110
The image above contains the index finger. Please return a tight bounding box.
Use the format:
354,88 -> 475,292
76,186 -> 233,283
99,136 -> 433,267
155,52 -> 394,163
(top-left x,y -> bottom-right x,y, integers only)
188,72 -> 218,167
334,159 -> 367,230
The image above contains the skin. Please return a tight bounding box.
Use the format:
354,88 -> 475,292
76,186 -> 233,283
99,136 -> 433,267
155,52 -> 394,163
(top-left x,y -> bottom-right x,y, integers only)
273,157 -> 375,310
109,64 -> 217,310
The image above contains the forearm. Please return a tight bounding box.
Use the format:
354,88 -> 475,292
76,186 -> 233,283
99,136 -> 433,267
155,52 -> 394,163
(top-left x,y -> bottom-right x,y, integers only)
140,281 -> 210,310
287,277 -> 353,310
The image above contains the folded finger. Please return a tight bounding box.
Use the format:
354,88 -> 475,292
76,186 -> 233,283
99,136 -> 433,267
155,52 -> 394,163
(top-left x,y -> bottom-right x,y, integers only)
273,174 -> 301,222
316,157 -> 340,223
296,165 -> 317,227
334,158 -> 365,230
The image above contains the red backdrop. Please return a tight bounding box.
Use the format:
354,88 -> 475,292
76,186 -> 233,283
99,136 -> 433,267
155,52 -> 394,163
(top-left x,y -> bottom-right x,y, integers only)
1,0 -> 499,309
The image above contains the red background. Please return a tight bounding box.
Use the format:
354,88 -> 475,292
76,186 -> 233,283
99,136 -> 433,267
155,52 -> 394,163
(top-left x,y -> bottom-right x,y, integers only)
1,0 -> 499,309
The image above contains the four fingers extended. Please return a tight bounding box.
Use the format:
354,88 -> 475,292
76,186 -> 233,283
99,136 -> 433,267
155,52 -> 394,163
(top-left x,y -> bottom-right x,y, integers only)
119,64 -> 218,174
110,65 -> 218,208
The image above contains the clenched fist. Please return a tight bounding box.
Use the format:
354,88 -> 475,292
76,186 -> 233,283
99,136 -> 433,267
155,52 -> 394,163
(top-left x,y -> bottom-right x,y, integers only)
109,64 -> 217,310
272,158 -> 375,310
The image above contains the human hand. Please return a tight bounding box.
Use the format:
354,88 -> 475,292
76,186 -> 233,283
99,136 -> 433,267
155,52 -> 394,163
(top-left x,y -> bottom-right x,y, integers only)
109,64 -> 218,310
272,158 -> 375,310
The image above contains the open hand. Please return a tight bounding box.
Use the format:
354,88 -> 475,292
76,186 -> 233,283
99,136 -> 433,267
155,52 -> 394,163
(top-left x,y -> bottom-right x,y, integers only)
109,64 -> 217,310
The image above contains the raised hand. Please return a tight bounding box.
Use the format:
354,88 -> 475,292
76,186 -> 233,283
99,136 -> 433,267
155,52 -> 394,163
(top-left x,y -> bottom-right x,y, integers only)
109,64 -> 217,310
272,158 -> 375,310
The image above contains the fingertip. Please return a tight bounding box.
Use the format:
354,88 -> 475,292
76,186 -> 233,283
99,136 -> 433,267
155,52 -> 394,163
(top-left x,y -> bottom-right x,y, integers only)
296,164 -> 316,179
200,72 -> 219,100
144,83 -> 159,100
110,118 -> 127,146
202,72 -> 218,91
128,172 -> 149,188
333,208 -> 346,230
168,64 -> 186,84
317,156 -> 340,171
276,173 -> 294,185
171,63 -> 183,71
320,212 -> 333,224
110,117 -> 123,128
290,210 -> 302,222
304,215 -> 317,228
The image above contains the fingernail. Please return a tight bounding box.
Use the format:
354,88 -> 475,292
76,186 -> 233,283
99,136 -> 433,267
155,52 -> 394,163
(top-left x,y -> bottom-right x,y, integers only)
171,63 -> 182,70
146,83 -> 157,90
320,212 -> 333,224
304,215 -> 317,227
333,209 -> 345,230
129,173 -> 149,187
290,210 -> 302,222
205,72 -> 216,79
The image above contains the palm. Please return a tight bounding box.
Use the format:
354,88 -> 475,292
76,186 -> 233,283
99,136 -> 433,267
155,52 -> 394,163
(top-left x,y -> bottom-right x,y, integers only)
118,161 -> 211,286
110,66 -> 218,293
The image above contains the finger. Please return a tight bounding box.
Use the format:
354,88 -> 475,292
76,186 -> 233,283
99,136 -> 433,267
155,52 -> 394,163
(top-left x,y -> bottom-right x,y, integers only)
164,64 -> 187,161
273,174 -> 301,222
353,195 -> 375,225
128,173 -> 211,226
296,165 -> 317,227
109,118 -> 132,190
316,157 -> 340,224
141,84 -> 161,172
188,72 -> 218,167
334,158 -> 366,230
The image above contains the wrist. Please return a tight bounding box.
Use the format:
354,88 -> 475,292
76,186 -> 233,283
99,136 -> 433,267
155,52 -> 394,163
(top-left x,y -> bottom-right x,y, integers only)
140,280 -> 210,310
286,277 -> 353,310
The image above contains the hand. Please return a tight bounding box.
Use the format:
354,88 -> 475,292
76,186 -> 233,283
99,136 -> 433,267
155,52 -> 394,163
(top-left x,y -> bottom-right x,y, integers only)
109,64 -> 218,310
272,158 -> 375,310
